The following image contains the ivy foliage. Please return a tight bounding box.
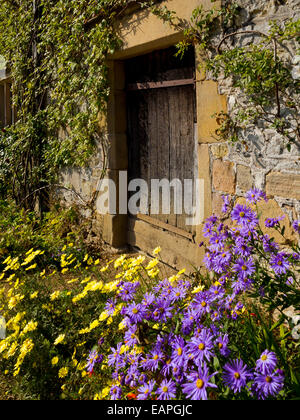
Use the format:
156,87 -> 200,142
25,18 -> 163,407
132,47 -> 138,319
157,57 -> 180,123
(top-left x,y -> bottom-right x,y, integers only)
153,0 -> 300,147
0,0 -> 151,208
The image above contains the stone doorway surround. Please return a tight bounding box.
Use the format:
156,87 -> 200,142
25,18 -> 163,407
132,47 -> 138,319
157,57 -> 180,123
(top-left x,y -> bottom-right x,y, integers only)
100,0 -> 228,271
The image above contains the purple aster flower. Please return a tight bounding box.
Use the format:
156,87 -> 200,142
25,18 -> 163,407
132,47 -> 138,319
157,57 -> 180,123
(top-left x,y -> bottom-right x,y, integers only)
252,370 -> 284,400
262,234 -> 280,253
108,343 -> 123,367
110,385 -> 122,400
141,292 -> 155,307
86,350 -> 103,373
209,285 -> 225,301
181,308 -> 199,335
265,216 -> 285,228
256,350 -> 278,375
126,302 -> 147,323
233,238 -> 252,258
144,349 -> 164,372
182,362 -> 218,400
151,298 -> 174,323
104,298 -> 117,316
156,379 -> 177,400
170,286 -> 187,303
161,358 -> 173,377
222,195 -> 231,213
270,252 -> 290,276
137,380 -> 156,400
118,281 -> 140,302
171,336 -> 187,368
233,257 -> 255,280
231,204 -> 258,228
187,328 -> 215,366
192,291 -> 213,316
203,216 -> 219,238
223,359 -> 252,394
209,232 -> 226,252
233,277 -> 254,294
212,251 -> 232,274
292,220 -> 300,233
246,188 -> 267,204
124,325 -> 138,347
216,334 -> 230,357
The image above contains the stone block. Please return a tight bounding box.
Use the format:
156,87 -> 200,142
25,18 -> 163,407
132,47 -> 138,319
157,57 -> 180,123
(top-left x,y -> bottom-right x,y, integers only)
266,172 -> 300,200
236,164 -> 253,193
213,159 -> 236,194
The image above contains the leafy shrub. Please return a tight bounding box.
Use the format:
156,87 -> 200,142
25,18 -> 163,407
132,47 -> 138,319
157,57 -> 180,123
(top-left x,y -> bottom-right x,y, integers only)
0,200 -> 86,265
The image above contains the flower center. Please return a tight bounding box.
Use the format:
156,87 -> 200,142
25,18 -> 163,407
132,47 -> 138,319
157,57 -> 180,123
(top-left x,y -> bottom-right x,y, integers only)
261,355 -> 268,361
201,301 -> 207,307
154,355 -> 159,360
162,386 -> 169,393
242,265 -> 247,271
132,308 -> 138,314
198,343 -> 205,351
234,372 -> 240,380
266,376 -> 273,383
240,212 -> 245,218
218,343 -> 223,349
177,347 -> 183,356
144,388 -> 149,395
196,379 -> 204,389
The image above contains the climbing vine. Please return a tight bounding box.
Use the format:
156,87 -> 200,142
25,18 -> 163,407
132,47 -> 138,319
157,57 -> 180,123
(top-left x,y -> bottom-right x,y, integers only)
151,0 -> 300,148
0,0 -> 153,209
0,0 -> 299,210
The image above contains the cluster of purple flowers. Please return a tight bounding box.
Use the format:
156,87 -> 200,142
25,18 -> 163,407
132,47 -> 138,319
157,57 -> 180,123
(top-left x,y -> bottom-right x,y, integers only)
93,189 -> 298,400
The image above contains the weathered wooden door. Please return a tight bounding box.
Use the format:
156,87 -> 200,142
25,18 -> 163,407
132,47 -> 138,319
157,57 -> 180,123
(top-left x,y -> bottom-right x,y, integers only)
126,46 -> 197,240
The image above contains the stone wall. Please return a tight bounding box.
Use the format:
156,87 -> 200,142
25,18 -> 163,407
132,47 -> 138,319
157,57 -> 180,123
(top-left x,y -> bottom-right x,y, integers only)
59,0 -> 300,268
209,0 -> 300,242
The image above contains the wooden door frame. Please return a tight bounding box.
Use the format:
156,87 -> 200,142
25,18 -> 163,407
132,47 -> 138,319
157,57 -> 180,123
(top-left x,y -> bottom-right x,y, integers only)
103,43 -> 219,270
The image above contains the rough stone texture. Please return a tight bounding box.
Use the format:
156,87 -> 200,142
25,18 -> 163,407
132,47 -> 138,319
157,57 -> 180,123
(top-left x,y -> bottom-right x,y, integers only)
211,143 -> 229,159
215,0 -> 300,230
213,159 -> 236,194
266,172 -> 300,200
236,164 -> 253,193
212,192 -> 225,216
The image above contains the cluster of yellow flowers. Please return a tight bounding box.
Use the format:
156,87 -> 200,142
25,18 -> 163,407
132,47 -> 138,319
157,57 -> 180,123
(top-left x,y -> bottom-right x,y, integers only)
0,241 -> 191,399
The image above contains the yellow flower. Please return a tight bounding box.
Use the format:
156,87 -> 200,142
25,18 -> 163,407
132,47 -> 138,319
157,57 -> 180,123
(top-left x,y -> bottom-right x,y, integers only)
52,357 -> 59,366
54,334 -> 65,345
114,255 -> 126,269
30,291 -> 38,299
99,311 -> 109,322
58,367 -> 69,378
25,263 -> 37,271
21,320 -> 38,335
146,258 -> 159,270
118,319 -> 127,331
192,285 -> 205,294
152,246 -> 161,255
67,278 -> 78,284
89,319 -> 100,331
50,291 -> 61,301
